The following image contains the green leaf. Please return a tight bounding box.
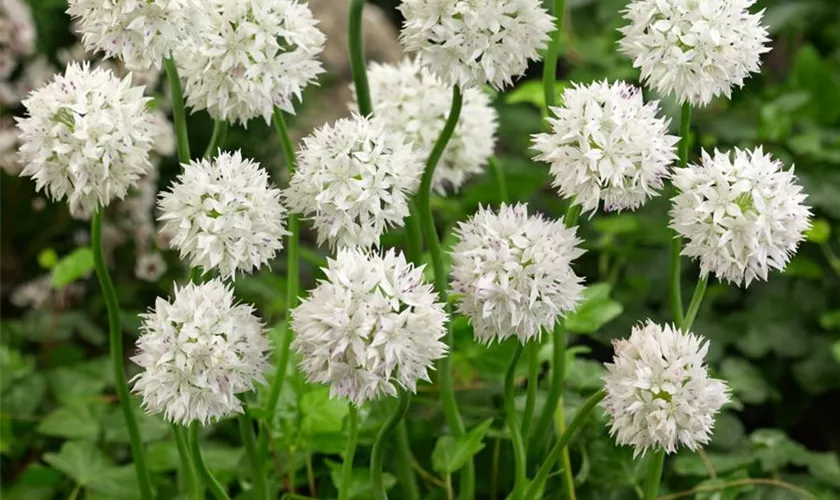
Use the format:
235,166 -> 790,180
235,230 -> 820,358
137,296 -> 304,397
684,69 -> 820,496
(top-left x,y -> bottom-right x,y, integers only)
37,248 -> 59,269
505,80 -> 565,109
805,219 -> 831,243
102,404 -> 169,444
299,386 -> 349,435
720,358 -> 776,405
832,341 -> 840,365
146,440 -> 244,473
326,460 -> 396,500
565,283 -> 623,334
37,403 -> 100,440
819,310 -> 840,331
565,358 -> 606,392
431,418 -> 493,473
43,441 -> 140,499
51,247 -> 94,289
1,373 -> 46,417
592,214 -> 640,235
672,451 -> 755,476
47,358 -> 112,405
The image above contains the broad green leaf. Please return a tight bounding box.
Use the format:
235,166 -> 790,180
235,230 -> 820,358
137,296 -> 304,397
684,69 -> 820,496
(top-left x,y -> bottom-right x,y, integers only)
565,358 -> 605,392
672,451 -> 755,476
37,248 -> 58,269
47,358 -> 112,405
832,341 -> 840,365
720,358 -> 776,405
592,214 -> 640,235
43,441 -> 112,485
51,247 -> 94,289
0,346 -> 34,392
299,386 -> 349,435
505,80 -> 565,109
102,404 -> 169,444
37,403 -> 100,440
1,373 -> 46,416
819,310 -> 840,330
805,219 -> 831,243
431,418 -> 493,473
326,460 -> 396,500
565,283 -> 623,334
146,440 -> 244,473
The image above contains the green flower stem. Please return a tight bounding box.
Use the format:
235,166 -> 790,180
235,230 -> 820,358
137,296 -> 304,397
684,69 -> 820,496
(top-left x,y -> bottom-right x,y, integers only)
173,425 -> 201,500
348,0 -> 372,117
339,406 -> 359,500
163,57 -> 190,164
521,341 -> 539,439
92,209 -> 155,500
642,450 -> 666,500
405,202 -> 425,266
489,157 -> 509,204
524,390 -> 606,500
416,85 -> 474,499
239,414 -> 268,500
669,103 -> 692,325
204,120 -> 228,158
189,423 -> 230,500
542,0 -> 565,114
682,276 -> 708,331
395,420 -> 421,500
555,397 -> 576,500
505,344 -> 528,500
529,323 -> 566,450
371,391 -> 411,500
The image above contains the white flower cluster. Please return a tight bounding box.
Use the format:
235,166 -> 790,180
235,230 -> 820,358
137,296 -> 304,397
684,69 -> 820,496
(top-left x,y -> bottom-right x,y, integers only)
1,117 -> 24,175
132,279 -> 271,425
285,115 -> 424,249
67,0 -> 189,71
618,0 -> 770,106
533,81 -> 678,214
176,0 -> 325,125
399,0 -> 555,89
450,203 -> 584,344
361,59 -> 498,193
602,321 -> 729,456
291,248 -> 448,405
1,55 -> 57,108
0,0 -> 36,79
158,150 -> 288,279
670,147 -> 811,287
17,63 -> 159,218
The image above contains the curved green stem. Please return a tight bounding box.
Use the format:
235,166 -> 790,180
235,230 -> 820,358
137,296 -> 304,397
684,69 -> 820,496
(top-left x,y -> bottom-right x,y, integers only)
173,425 -> 201,500
371,391 -> 411,500
189,423 -> 230,500
505,345 -> 528,500
163,57 -> 190,164
405,202 -> 425,266
489,157 -> 508,204
524,390 -> 606,499
395,421 -> 420,500
542,0 -> 565,115
239,414 -> 268,500
682,276 -> 707,331
669,103 -> 692,325
348,0 -> 372,117
204,120 -> 228,159
643,450 -> 666,500
530,323 -> 566,450
555,399 -> 576,500
521,341 -> 538,440
340,406 -> 360,500
92,210 -> 155,500
415,86 -> 473,499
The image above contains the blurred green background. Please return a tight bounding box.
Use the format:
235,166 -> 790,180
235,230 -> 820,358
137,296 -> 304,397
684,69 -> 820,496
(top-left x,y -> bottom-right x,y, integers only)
2,0 -> 840,498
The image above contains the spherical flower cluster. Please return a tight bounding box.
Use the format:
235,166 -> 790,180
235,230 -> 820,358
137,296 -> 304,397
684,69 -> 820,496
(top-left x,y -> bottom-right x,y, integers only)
618,0 -> 770,106
450,203 -> 584,344
158,150 -> 288,279
670,147 -> 811,287
359,59 -> 498,193
399,0 -> 555,89
176,0 -> 325,125
532,81 -> 678,214
291,248 -> 448,405
284,115 -> 424,249
67,0 -> 189,71
132,279 -> 271,425
17,63 -> 158,218
602,321 -> 729,456
0,0 -> 36,79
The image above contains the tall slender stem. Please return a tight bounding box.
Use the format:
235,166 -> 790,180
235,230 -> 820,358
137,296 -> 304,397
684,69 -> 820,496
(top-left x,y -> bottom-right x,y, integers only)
521,341 -> 538,439
405,202 -> 425,266
348,0 -> 372,117
488,157 -> 508,204
524,390 -> 606,499
173,424 -> 201,500
555,399 -> 576,500
189,423 -> 230,500
92,209 -> 155,500
415,86 -> 473,499
542,0 -> 565,114
682,276 -> 708,331
530,323 -> 565,449
204,120 -> 228,159
163,57 -> 190,164
239,414 -> 268,500
395,420 -> 421,500
371,391 -> 411,500
643,450 -> 666,500
669,103 -> 692,325
340,406 -> 359,500
505,345 -> 528,500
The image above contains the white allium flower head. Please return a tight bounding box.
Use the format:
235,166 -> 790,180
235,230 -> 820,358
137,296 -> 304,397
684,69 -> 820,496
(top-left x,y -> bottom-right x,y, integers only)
602,320 -> 729,456
291,248 -> 448,405
17,63 -> 158,218
450,203 -> 585,344
175,0 -> 325,125
132,279 -> 271,425
284,114 -> 424,249
67,0 -> 189,71
670,147 -> 811,287
618,0 -> 770,106
357,59 -> 499,193
399,0 -> 555,89
158,150 -> 288,279
533,81 -> 678,214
